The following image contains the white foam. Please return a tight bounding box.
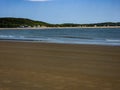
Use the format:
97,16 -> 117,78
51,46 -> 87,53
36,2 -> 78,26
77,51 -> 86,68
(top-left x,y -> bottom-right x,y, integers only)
0,35 -> 15,38
0,35 -> 25,40
106,39 -> 120,42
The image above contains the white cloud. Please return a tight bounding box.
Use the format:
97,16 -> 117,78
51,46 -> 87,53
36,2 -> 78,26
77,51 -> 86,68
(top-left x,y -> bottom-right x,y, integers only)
28,0 -> 51,2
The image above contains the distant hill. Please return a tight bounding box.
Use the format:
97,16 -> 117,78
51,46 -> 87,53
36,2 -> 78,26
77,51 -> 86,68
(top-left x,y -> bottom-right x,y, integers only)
83,22 -> 120,27
0,17 -> 50,28
0,17 -> 120,28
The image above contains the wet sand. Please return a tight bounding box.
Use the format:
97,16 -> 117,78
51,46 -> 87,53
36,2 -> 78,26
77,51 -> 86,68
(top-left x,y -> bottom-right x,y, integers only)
0,41 -> 120,90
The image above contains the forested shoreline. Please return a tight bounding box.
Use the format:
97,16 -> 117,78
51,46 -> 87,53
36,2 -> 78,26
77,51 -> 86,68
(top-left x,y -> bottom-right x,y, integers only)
0,17 -> 120,28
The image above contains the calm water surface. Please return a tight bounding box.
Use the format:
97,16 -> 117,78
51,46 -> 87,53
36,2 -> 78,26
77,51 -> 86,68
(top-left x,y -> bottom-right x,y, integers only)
0,28 -> 120,46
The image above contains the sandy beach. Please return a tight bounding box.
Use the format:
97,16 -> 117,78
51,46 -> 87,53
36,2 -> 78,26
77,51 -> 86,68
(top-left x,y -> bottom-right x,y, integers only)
0,26 -> 120,30
0,41 -> 120,90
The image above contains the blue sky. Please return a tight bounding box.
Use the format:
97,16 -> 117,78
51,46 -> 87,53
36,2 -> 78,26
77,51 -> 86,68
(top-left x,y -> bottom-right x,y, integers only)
0,0 -> 120,24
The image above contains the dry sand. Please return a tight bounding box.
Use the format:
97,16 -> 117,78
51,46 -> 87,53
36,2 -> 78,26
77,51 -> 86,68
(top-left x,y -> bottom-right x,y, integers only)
0,26 -> 120,30
0,41 -> 120,90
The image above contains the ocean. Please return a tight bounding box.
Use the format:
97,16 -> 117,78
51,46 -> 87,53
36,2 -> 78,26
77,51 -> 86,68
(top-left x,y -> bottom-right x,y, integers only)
0,28 -> 120,46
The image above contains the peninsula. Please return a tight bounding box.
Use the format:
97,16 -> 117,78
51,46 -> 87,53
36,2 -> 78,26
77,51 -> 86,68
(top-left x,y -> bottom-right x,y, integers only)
0,17 -> 120,28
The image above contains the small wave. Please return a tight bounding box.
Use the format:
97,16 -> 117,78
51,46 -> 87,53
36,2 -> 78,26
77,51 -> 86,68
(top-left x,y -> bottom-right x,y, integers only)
58,35 -> 93,39
106,39 -> 120,42
0,35 -> 15,38
0,35 -> 25,39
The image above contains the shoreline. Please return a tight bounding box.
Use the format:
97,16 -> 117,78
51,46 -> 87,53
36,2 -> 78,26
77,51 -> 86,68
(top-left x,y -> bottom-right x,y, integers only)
0,26 -> 120,30
0,39 -> 120,47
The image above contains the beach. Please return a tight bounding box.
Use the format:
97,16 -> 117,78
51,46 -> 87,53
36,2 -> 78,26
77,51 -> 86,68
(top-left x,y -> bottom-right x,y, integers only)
0,26 -> 120,30
0,41 -> 120,90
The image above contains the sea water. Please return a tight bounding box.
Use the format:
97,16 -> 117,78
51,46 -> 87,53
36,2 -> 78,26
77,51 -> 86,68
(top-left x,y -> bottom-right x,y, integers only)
0,28 -> 120,46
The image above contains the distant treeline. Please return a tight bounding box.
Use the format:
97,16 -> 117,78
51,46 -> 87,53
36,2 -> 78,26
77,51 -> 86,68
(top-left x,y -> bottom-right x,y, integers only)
0,17 -> 50,28
0,17 -> 120,28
